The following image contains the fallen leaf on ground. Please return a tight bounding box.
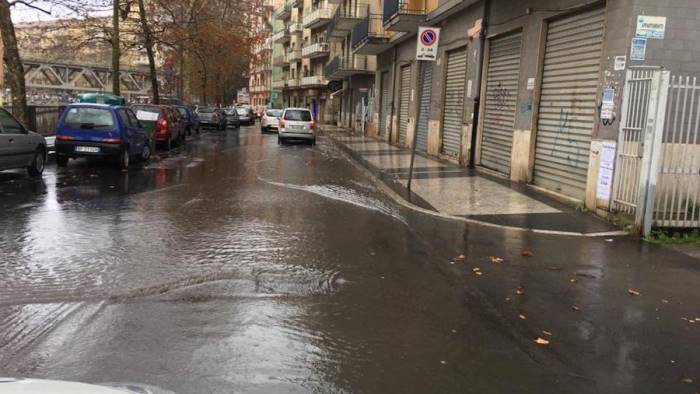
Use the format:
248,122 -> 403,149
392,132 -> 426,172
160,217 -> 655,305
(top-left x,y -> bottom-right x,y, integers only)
515,287 -> 525,296
661,299 -> 669,303
454,254 -> 465,261
548,266 -> 562,271
489,256 -> 505,264
472,267 -> 481,272
681,378 -> 693,383
572,305 -> 580,311
542,330 -> 553,336
521,250 -> 534,257
519,314 -> 527,320
628,289 -> 641,296
474,271 -> 483,276
570,278 -> 578,283
534,338 -> 550,345
440,360 -> 447,365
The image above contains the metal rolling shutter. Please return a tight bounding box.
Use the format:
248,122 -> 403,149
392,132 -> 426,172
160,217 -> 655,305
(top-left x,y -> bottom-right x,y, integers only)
379,71 -> 390,136
441,47 -> 467,157
481,32 -> 522,175
416,62 -> 433,152
398,65 -> 411,146
534,8 -> 605,200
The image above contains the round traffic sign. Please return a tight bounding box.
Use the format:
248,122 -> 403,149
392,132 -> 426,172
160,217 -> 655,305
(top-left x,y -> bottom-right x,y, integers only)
420,29 -> 437,46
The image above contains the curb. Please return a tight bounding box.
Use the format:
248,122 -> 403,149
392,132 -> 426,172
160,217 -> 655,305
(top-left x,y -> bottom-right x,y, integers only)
324,131 -> 628,238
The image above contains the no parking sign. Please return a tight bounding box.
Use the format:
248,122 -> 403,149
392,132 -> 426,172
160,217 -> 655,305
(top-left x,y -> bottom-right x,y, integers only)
416,27 -> 440,61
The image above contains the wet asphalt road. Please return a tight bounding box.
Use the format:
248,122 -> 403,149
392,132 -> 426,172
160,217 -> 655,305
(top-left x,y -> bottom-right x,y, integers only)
0,124 -> 699,394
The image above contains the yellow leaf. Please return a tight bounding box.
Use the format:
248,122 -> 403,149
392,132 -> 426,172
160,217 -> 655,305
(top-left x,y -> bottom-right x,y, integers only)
489,256 -> 505,264
542,330 -> 553,336
628,289 -> 641,296
572,305 -> 580,311
534,338 -> 550,345
521,250 -> 534,257
515,287 -> 525,295
519,314 -> 527,320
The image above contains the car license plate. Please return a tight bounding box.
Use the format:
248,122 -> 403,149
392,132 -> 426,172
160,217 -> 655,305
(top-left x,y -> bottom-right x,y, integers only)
75,146 -> 100,153
289,125 -> 303,130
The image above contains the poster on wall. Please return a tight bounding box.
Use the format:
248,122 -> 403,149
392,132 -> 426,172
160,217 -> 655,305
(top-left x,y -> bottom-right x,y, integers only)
631,37 -> 647,61
596,141 -> 617,201
636,15 -> 666,39
601,89 -> 615,120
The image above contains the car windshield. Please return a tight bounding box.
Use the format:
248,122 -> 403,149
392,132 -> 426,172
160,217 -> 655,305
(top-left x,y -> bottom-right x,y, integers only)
198,107 -> 215,113
267,110 -> 283,117
224,108 -> 235,115
236,108 -> 248,115
62,107 -> 115,130
284,110 -> 312,121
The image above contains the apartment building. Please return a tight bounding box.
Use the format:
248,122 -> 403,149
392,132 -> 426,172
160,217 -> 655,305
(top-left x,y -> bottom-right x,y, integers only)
249,0 -> 281,107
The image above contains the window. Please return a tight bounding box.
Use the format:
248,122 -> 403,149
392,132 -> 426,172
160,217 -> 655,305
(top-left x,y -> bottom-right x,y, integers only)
177,107 -> 188,117
118,109 -> 133,127
62,107 -> 115,131
267,110 -> 283,117
0,109 -> 25,134
284,110 -> 312,121
126,109 -> 141,127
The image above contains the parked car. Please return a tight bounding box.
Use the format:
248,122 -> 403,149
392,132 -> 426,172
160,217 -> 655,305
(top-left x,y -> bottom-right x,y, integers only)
132,104 -> 184,150
261,109 -> 283,133
278,108 -> 316,145
0,108 -> 47,177
75,93 -> 127,105
167,106 -> 187,144
236,107 -> 255,126
223,107 -> 240,128
55,103 -> 151,169
175,105 -> 200,136
197,106 -> 226,130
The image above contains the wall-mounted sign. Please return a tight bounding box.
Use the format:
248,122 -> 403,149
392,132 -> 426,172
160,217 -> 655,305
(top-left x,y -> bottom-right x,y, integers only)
596,141 -> 617,201
614,56 -> 627,71
630,37 -> 647,61
636,15 -> 666,39
416,27 -> 440,61
601,88 -> 615,120
527,78 -> 535,91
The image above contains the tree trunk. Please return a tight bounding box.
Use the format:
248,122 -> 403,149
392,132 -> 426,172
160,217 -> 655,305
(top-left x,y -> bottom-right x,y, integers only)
0,0 -> 28,126
136,0 -> 159,104
112,0 -> 121,96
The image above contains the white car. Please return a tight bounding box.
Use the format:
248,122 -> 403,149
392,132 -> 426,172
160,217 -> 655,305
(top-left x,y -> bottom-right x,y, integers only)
260,109 -> 283,133
278,108 -> 316,145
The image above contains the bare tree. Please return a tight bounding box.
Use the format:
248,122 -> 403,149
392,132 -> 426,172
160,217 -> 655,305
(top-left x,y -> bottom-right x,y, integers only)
112,0 -> 120,95
136,0 -> 159,103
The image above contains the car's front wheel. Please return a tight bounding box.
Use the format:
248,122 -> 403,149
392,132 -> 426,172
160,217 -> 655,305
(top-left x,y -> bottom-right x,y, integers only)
27,147 -> 45,176
140,143 -> 151,163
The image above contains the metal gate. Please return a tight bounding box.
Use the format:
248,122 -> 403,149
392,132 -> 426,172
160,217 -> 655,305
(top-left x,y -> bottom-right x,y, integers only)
441,47 -> 467,157
398,65 -> 411,146
480,32 -> 522,175
653,75 -> 700,228
533,8 -> 605,200
379,71 -> 390,136
416,62 -> 433,152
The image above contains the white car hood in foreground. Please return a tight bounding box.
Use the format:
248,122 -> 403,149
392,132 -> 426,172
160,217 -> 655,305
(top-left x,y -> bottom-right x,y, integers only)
0,378 -> 174,394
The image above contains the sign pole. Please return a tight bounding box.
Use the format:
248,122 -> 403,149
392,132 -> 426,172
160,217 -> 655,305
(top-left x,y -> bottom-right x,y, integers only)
408,27 -> 440,196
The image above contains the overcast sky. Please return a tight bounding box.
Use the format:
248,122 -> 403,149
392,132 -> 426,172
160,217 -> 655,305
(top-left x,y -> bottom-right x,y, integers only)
12,1 -> 108,23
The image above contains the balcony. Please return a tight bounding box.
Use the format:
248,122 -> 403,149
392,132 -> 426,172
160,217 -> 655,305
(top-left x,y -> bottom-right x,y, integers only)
273,52 -> 288,65
287,0 -> 302,7
272,80 -> 286,89
287,48 -> 302,62
250,84 -> 269,93
383,0 -> 425,33
286,78 -> 301,89
325,55 -> 375,78
274,3 -> 291,19
302,6 -> 332,29
327,4 -> 368,41
301,75 -> 328,88
288,22 -> 303,35
351,15 -> 392,55
301,42 -> 330,59
252,63 -> 272,73
253,39 -> 272,54
272,29 -> 290,43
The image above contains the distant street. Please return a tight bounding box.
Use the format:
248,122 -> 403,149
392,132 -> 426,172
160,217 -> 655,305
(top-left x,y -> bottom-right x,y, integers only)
0,124 -> 699,394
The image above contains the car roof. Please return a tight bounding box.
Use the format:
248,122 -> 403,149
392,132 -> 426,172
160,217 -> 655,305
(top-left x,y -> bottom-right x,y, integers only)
68,103 -> 113,109
284,107 -> 311,111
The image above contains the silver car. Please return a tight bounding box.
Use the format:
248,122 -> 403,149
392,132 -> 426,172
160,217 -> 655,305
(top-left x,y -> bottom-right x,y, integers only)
0,108 -> 47,176
261,109 -> 283,133
278,108 -> 316,145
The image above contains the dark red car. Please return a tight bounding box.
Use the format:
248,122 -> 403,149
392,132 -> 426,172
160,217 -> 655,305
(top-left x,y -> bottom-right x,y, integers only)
132,104 -> 185,150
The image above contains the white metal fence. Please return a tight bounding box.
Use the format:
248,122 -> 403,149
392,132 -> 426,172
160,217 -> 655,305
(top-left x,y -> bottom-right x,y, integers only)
612,68 -> 700,234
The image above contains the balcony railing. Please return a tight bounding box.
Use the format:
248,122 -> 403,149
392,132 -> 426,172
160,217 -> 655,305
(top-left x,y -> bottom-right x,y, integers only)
301,42 -> 330,59
253,39 -> 272,54
250,84 -> 269,93
272,80 -> 286,89
325,55 -> 374,78
274,3 -> 291,19
288,22 -> 303,35
272,29 -> 290,43
273,53 -> 289,65
287,48 -> 302,62
287,0 -> 302,7
302,6 -> 332,29
301,75 -> 328,87
327,4 -> 368,40
287,78 -> 301,88
351,14 -> 391,52
382,0 -> 425,31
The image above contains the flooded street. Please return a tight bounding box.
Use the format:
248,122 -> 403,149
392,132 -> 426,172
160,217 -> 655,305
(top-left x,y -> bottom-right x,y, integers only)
0,126 -> 698,394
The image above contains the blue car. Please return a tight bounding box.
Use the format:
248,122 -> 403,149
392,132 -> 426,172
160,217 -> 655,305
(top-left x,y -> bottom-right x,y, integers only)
55,103 -> 151,169
175,105 -> 200,136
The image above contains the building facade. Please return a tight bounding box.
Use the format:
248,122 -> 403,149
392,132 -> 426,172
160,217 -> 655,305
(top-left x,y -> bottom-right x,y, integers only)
249,0 -> 280,107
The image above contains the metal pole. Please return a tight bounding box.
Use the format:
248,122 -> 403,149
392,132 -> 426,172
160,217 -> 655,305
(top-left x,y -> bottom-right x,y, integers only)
407,61 -> 423,194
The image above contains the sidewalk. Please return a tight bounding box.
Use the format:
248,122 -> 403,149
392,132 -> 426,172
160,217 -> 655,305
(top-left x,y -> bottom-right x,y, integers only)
323,126 -> 621,236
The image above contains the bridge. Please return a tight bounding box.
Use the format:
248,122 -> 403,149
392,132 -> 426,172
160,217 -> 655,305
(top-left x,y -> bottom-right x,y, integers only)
17,58 -> 152,104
